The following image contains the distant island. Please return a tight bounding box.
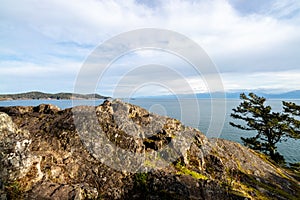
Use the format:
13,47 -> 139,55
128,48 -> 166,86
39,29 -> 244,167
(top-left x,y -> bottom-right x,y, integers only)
0,91 -> 109,101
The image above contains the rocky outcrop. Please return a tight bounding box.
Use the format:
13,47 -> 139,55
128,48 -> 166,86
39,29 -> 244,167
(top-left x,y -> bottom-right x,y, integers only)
0,100 -> 299,199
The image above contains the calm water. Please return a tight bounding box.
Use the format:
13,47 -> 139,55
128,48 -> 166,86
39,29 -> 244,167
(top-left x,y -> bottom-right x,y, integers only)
0,99 -> 299,163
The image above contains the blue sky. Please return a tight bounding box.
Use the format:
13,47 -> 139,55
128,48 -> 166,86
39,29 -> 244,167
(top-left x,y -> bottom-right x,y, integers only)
1,0 -> 300,96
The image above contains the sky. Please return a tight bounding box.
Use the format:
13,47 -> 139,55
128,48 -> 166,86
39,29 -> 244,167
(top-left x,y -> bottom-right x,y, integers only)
1,0 -> 300,97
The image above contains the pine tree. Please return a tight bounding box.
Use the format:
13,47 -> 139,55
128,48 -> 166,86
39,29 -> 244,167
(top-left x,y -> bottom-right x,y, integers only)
230,93 -> 300,164
283,101 -> 300,138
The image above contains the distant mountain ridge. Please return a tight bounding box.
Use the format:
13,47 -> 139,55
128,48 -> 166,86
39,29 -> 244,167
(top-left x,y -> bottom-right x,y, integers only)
136,90 -> 300,99
261,90 -> 300,99
0,91 -> 109,100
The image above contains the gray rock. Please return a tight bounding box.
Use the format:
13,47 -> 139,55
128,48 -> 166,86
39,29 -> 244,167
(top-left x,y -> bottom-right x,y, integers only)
0,100 -> 299,199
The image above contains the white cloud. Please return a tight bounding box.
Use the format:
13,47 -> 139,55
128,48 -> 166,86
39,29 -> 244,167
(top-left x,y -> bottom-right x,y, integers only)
222,70 -> 300,92
268,0 -> 300,18
0,0 -> 300,94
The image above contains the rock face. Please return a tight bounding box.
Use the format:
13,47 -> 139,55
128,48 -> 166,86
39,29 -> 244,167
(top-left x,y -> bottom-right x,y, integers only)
0,99 -> 299,199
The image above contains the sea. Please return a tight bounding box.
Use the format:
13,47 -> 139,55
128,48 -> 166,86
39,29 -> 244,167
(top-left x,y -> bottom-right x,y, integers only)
0,98 -> 299,164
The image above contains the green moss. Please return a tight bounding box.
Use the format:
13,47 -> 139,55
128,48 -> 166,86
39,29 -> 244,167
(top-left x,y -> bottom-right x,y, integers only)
252,150 -> 276,167
5,181 -> 22,198
174,162 -> 208,180
228,188 -> 252,199
229,180 -> 266,200
253,179 -> 298,199
144,159 -> 156,168
96,195 -> 103,200
224,151 -> 299,199
134,172 -> 148,187
239,172 -> 299,200
223,169 -> 269,200
275,168 -> 289,179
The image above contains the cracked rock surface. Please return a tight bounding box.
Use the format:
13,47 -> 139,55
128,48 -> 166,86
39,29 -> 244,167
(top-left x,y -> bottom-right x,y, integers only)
0,99 -> 299,199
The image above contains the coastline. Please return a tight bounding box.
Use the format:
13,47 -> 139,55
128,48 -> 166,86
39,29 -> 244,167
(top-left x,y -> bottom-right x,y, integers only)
0,91 -> 109,101
0,97 -> 105,101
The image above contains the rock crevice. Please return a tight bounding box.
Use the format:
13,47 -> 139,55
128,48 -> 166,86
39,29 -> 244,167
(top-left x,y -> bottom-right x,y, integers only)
0,100 -> 299,199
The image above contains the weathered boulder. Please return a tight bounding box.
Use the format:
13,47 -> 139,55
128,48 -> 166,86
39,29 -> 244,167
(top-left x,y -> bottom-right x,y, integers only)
0,99 -> 299,199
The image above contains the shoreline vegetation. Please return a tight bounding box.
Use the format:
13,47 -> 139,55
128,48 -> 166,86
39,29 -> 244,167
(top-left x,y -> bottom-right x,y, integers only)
0,91 -> 109,101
